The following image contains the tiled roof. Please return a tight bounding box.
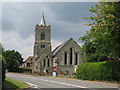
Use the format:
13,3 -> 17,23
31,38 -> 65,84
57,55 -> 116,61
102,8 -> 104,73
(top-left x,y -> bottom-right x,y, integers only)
24,56 -> 33,63
52,38 -> 73,56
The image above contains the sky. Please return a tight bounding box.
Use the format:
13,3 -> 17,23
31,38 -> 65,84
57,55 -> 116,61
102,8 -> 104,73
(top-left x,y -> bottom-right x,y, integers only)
1,2 -> 98,60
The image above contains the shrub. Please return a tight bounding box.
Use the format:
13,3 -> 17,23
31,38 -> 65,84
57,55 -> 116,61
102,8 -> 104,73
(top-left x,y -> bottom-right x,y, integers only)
76,61 -> 120,81
2,60 -> 6,81
17,68 -> 32,73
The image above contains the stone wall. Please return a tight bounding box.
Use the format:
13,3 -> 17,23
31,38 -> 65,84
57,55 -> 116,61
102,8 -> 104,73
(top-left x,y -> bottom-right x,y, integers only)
57,65 -> 74,75
55,39 -> 81,65
32,24 -> 52,74
54,38 -> 81,74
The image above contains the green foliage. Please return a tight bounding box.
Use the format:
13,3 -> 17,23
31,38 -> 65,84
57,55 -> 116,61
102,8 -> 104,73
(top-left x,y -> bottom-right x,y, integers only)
3,50 -> 23,72
4,78 -> 29,89
0,43 -> 4,55
76,61 -> 120,81
17,68 -> 32,73
80,2 -> 120,62
0,43 -> 5,83
2,59 -> 6,82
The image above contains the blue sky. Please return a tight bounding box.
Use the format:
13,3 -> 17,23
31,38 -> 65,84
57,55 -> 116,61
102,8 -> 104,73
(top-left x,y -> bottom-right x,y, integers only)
2,2 -> 97,59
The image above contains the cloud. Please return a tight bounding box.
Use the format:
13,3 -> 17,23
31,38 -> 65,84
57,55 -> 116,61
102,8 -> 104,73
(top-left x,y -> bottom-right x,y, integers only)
2,2 -> 95,38
2,2 -> 96,59
51,39 -> 63,51
0,30 -> 2,43
51,18 -> 90,42
45,2 -> 97,23
0,2 -> 2,42
2,30 -> 64,59
2,0 -> 100,2
2,30 -> 34,59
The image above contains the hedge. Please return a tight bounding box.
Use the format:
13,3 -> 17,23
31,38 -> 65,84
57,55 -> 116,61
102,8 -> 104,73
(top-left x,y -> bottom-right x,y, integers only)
2,61 -> 5,81
76,61 -> 120,81
17,68 -> 32,73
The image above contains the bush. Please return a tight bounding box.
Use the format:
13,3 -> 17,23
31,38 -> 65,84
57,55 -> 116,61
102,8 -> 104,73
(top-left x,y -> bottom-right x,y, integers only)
17,68 -> 32,73
2,60 -> 6,81
76,61 -> 120,81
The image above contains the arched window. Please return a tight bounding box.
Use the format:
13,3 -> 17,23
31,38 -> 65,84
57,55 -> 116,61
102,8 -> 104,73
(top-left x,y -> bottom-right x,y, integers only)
75,52 -> 78,65
70,48 -> 72,65
44,59 -> 46,67
36,65 -> 38,70
41,32 -> 45,40
47,59 -> 50,67
41,45 -> 45,48
64,52 -> 67,65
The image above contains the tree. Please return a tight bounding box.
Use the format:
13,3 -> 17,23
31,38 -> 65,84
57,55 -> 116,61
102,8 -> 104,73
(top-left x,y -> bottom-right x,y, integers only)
0,43 -> 5,86
0,43 -> 4,55
80,2 -> 120,62
3,50 -> 23,72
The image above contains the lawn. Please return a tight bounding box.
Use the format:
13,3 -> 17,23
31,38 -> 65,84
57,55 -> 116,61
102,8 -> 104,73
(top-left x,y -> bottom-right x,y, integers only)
4,78 -> 29,89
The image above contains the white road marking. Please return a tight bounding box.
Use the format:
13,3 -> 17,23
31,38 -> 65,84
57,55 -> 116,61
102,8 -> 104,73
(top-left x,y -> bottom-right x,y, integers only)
25,81 -> 38,88
31,77 -> 88,88
7,73 -> 118,88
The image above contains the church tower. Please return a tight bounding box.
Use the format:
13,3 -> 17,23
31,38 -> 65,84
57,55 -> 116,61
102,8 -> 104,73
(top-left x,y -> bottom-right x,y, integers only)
32,14 -> 52,73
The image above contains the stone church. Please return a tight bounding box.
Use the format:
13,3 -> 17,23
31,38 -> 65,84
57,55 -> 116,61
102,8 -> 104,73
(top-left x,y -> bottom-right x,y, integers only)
32,14 -> 81,75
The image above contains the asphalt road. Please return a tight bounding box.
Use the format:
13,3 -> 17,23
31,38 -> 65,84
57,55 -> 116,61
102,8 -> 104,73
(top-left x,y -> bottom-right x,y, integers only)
6,73 -> 119,90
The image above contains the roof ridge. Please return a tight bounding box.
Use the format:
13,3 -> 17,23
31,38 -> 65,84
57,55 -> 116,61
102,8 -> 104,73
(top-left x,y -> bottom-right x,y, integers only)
52,38 -> 74,55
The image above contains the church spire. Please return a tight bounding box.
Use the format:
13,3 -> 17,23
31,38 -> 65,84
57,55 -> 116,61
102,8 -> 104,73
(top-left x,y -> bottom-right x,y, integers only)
40,13 -> 46,26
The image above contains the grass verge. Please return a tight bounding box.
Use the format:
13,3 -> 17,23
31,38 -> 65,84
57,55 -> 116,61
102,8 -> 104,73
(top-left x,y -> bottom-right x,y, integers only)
4,78 -> 29,89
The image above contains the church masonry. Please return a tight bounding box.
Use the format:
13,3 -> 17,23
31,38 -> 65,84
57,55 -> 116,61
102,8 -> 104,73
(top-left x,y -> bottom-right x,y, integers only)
32,14 -> 52,73
32,14 -> 81,75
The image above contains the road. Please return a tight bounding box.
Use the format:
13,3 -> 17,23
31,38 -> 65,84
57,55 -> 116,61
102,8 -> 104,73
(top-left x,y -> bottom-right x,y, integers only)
6,73 -> 119,90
